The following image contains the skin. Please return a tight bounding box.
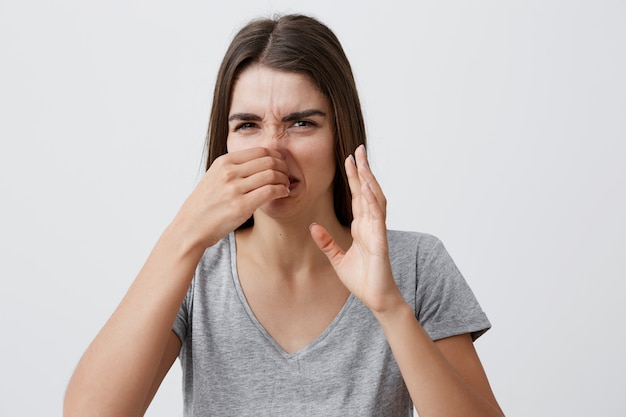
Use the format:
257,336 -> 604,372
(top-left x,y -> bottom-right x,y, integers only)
63,65 -> 504,417
226,65 -> 354,353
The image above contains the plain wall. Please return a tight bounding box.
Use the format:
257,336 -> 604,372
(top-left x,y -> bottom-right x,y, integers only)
1,0 -> 624,416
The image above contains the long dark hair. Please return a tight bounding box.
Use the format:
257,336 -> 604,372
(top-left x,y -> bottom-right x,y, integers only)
206,14 -> 366,226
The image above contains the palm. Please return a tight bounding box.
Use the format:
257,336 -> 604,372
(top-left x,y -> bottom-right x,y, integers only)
311,145 -> 399,313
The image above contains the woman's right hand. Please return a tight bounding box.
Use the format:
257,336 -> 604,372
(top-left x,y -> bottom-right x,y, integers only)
64,147 -> 289,417
173,147 -> 290,249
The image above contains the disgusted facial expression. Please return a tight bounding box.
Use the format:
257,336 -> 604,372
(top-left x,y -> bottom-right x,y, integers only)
226,64 -> 337,223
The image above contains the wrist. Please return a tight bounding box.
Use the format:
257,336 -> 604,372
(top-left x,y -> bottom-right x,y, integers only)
372,296 -> 414,328
163,215 -> 212,260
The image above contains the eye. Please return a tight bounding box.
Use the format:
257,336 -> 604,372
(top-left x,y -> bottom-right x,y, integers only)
233,122 -> 258,132
292,120 -> 317,128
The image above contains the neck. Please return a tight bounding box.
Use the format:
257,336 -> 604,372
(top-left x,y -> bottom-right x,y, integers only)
238,214 -> 350,276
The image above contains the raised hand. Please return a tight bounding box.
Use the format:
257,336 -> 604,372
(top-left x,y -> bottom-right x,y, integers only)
310,145 -> 403,314
173,147 -> 290,249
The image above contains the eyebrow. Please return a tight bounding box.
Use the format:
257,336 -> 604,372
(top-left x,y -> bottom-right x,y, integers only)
228,109 -> 327,123
282,109 -> 326,122
228,113 -> 262,122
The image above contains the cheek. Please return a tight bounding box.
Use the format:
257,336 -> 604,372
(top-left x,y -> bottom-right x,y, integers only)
309,142 -> 337,177
321,141 -> 337,169
226,135 -> 247,153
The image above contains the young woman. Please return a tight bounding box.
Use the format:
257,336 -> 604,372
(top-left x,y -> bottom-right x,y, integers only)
64,14 -> 504,417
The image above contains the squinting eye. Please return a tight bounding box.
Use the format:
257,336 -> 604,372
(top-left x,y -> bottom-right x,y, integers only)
293,120 -> 316,128
234,122 -> 257,131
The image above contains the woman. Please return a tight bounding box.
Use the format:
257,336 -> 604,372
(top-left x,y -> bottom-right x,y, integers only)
64,14 -> 504,417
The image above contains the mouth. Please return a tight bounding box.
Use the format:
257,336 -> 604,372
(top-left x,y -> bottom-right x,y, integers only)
288,176 -> 300,191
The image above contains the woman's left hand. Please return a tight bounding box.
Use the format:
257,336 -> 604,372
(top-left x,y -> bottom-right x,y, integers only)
310,145 -> 404,314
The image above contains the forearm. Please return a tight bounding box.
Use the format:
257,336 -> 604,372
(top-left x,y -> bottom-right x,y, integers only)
64,221 -> 205,417
374,302 -> 504,417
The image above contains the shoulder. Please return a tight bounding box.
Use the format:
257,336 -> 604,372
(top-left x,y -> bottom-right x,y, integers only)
181,233 -> 236,317
386,229 -> 447,289
196,232 -> 235,276
387,229 -> 445,260
386,229 -> 460,287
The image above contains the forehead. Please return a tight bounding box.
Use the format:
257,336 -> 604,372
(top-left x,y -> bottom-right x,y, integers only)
230,65 -> 329,115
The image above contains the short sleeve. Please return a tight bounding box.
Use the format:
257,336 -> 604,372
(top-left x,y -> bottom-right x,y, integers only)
415,236 -> 490,341
172,277 -> 195,345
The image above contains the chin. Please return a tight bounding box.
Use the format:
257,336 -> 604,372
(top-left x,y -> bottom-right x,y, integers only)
257,197 -> 299,219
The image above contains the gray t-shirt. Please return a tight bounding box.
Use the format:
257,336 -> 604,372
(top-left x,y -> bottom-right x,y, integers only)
173,230 -> 490,416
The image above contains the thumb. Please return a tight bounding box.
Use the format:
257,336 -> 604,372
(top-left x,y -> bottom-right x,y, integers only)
309,223 -> 345,268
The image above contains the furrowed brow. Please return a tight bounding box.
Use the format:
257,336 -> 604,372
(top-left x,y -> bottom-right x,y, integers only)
282,109 -> 326,123
228,113 -> 262,122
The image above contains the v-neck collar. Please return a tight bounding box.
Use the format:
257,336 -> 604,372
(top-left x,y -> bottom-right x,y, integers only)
227,231 -> 355,359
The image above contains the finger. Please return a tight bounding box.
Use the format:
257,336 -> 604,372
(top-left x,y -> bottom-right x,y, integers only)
354,145 -> 383,196
238,183 -> 291,213
225,147 -> 285,164
238,169 -> 290,195
345,154 -> 363,218
361,181 -> 385,222
236,154 -> 289,181
216,148 -> 289,193
354,145 -> 387,215
309,223 -> 345,269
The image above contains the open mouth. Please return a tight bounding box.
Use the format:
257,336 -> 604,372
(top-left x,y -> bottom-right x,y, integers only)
288,176 -> 299,191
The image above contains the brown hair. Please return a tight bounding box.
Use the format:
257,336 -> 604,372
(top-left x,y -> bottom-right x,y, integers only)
205,14 -> 366,226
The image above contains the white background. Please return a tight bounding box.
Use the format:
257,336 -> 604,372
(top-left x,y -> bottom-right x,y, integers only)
1,0 -> 625,416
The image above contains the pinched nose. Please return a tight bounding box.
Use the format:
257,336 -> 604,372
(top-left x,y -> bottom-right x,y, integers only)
260,129 -> 289,153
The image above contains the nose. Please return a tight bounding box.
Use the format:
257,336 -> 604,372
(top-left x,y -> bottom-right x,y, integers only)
260,127 -> 288,152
